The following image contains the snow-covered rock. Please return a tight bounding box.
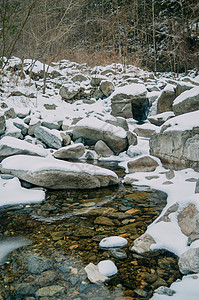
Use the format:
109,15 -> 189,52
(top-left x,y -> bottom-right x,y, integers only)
99,236 -> 128,249
97,260 -> 118,277
53,143 -> 85,159
0,155 -> 119,189
157,84 -> 176,114
72,117 -> 128,154
110,83 -> 148,121
34,126 -> 62,149
150,111 -> 199,170
173,86 -> 199,116
0,136 -> 47,159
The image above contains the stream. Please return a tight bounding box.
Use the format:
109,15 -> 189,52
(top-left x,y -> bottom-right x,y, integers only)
0,166 -> 181,299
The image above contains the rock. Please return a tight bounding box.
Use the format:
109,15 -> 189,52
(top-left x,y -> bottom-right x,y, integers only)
71,74 -> 88,82
59,84 -> 80,100
4,108 -> 17,119
28,119 -> 42,136
177,204 -> 199,236
97,260 -> 118,277
149,111 -> 199,169
126,145 -> 143,158
133,127 -> 156,138
42,120 -> 61,130
94,140 -> 114,157
127,156 -> 159,173
157,84 -> 176,114
105,116 -> 129,131
0,113 -> 6,135
85,263 -> 108,283
13,119 -> 28,136
157,203 -> 179,223
15,283 -> 38,295
27,255 -> 53,274
99,236 -> 128,249
43,104 -> 57,110
148,111 -> 175,126
173,86 -> 199,116
0,136 -> 47,159
3,119 -> 23,139
126,131 -> 137,146
34,126 -> 62,149
35,270 -> 57,286
72,117 -> 128,154
94,216 -> 115,226
53,143 -> 85,159
134,289 -> 148,298
35,285 -> 65,297
60,132 -> 71,146
91,75 -> 106,86
99,80 -> 114,96
175,81 -> 194,97
178,248 -> 199,274
154,286 -> 176,296
0,155 -> 119,189
196,180 -> 199,193
110,248 -> 127,259
129,233 -> 156,253
110,83 -> 149,121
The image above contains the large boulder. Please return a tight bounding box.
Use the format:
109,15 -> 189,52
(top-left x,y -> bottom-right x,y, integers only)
110,83 -> 149,121
34,126 -> 62,149
157,84 -> 176,114
127,156 -> 159,173
0,136 -> 47,160
150,111 -> 199,170
173,86 -> 199,116
72,117 -> 128,154
0,155 -> 119,189
99,80 -> 114,97
59,84 -> 80,100
178,248 -> 199,274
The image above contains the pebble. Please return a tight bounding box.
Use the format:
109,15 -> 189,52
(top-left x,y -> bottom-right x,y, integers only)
110,248 -> 127,260
35,285 -> 65,297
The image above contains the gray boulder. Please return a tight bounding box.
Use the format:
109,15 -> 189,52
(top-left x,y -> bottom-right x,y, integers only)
0,113 -> 6,135
0,136 -> 47,159
28,119 -> 42,136
94,140 -> 114,157
53,143 -> 85,159
127,156 -> 159,173
59,84 -> 80,100
148,111 -> 175,126
34,126 -> 62,149
178,248 -> 199,274
173,86 -> 199,116
71,74 -> 88,82
99,80 -> 114,97
28,255 -> 53,274
150,111 -> 199,170
129,233 -> 156,254
72,117 -> 128,154
0,155 -> 119,189
157,84 -> 176,114
110,83 -> 149,121
175,81 -> 195,97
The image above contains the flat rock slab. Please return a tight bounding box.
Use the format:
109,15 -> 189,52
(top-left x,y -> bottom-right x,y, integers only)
0,136 -> 47,159
0,155 -> 119,189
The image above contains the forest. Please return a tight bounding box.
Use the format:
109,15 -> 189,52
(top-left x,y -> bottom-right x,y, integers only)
0,0 -> 199,73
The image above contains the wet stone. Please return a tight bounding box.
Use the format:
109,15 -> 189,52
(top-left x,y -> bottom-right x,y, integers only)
27,255 -> 53,274
110,248 -> 127,260
56,263 -> 71,274
35,285 -> 65,297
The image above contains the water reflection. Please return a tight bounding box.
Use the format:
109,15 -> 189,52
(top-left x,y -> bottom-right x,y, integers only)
0,236 -> 30,265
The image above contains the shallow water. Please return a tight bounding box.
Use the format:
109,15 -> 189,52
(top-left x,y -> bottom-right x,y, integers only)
0,169 -> 181,299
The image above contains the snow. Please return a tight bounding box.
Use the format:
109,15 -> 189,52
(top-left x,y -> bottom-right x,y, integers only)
173,86 -> 199,105
162,110 -> 199,132
151,274 -> 199,300
110,83 -> 147,98
0,175 -> 45,207
1,155 -> 118,178
124,167 -> 199,257
75,117 -> 127,139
